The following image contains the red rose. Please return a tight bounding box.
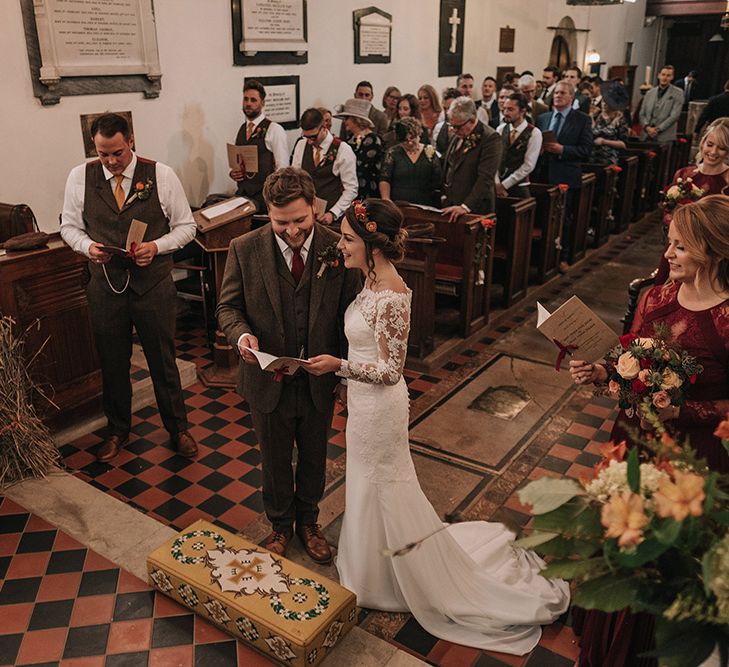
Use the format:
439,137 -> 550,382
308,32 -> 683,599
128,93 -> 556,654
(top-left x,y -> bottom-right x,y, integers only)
647,151 -> 657,159
480,217 -> 496,229
135,182 -> 145,191
640,358 -> 652,369
689,374 -> 697,385
619,333 -> 638,349
679,137 -> 688,144
558,183 -> 569,193
611,165 -> 623,173
631,378 -> 647,393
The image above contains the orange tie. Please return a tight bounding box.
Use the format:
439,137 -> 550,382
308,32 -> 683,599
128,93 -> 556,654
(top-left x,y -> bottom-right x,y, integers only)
114,175 -> 125,210
313,146 -> 322,167
509,128 -> 518,145
246,121 -> 255,141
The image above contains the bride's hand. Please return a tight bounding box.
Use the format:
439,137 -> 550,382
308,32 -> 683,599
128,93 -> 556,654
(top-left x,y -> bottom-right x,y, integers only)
306,354 -> 341,376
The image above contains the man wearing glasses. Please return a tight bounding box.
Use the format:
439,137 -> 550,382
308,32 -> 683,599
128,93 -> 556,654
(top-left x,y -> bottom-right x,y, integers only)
291,108 -> 358,225
441,97 -> 502,222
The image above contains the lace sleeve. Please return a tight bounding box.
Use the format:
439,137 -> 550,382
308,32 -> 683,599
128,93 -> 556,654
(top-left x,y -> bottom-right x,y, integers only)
678,399 -> 729,428
337,292 -> 410,385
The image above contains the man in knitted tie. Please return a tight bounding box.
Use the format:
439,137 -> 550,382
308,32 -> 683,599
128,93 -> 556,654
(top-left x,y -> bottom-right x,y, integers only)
60,113 -> 198,462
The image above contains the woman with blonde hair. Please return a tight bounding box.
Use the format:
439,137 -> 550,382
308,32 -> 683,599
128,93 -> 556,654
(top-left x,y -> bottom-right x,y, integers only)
417,84 -> 442,135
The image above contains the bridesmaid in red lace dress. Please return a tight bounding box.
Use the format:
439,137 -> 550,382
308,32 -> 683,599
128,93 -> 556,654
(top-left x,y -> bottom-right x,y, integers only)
568,195 -> 729,666
656,119 -> 729,282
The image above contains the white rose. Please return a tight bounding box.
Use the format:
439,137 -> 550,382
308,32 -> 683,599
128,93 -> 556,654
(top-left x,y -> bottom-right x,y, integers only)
667,185 -> 681,198
660,368 -> 683,390
616,351 -> 641,380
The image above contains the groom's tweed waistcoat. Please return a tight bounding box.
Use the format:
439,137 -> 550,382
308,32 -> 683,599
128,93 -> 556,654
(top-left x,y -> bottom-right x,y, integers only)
83,158 -> 173,295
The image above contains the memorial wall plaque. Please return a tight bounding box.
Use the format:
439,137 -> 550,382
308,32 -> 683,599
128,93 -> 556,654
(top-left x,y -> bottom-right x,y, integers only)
245,76 -> 300,129
499,26 -> 515,53
353,7 -> 392,64
21,0 -> 161,105
231,0 -> 308,66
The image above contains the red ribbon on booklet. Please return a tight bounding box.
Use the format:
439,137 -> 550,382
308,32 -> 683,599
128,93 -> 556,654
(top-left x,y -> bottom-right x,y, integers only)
553,339 -> 578,371
272,365 -> 290,382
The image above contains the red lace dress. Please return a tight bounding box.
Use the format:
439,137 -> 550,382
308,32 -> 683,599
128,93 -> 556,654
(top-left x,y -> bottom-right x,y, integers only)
573,281 -> 729,667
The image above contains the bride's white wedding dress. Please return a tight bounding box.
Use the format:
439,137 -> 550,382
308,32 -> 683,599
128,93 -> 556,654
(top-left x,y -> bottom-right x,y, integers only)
335,286 -> 570,655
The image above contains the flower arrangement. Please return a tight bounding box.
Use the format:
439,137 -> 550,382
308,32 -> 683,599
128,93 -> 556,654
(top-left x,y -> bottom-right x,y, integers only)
517,420 -> 729,666
316,243 -> 342,278
127,178 -> 154,204
460,125 -> 482,154
660,177 -> 705,213
424,144 -> 436,162
605,327 -> 703,420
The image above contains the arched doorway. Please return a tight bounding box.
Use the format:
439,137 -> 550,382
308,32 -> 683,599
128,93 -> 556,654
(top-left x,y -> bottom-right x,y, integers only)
549,35 -> 570,71
549,16 -> 578,71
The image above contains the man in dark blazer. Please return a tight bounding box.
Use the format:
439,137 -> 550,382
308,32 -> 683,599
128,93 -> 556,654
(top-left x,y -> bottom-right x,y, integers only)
536,81 -> 593,269
441,97 -> 502,221
675,70 -> 700,111
695,79 -> 729,137
216,167 -> 360,564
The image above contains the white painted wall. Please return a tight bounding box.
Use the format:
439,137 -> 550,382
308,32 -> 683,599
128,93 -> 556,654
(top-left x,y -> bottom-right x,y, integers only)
1,0 -> 654,232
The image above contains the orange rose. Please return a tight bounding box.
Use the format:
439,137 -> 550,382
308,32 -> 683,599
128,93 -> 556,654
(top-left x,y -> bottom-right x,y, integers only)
652,390 -> 671,409
608,379 -> 620,395
601,491 -> 649,549
714,415 -> 729,440
653,471 -> 705,521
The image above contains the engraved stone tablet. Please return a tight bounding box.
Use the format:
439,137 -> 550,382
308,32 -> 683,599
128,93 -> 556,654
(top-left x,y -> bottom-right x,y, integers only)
240,0 -> 308,55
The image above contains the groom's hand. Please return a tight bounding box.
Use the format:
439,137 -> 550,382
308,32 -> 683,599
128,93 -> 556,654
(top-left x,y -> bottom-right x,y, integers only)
306,355 -> 340,375
238,334 -> 259,365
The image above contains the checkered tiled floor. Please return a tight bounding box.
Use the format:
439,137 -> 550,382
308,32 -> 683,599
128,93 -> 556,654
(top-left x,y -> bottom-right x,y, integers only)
0,496 -> 277,667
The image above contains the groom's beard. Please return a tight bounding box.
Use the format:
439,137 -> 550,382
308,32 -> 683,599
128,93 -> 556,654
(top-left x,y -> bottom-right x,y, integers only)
276,227 -> 312,251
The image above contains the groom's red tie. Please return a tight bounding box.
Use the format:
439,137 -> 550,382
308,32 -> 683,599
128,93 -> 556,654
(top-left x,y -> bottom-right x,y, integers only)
291,248 -> 304,284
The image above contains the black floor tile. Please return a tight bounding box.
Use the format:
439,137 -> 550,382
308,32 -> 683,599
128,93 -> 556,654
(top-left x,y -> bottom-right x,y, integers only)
200,433 -> 229,450
0,633 -> 23,665
201,401 -> 227,415
202,387 -> 226,399
0,556 -> 10,580
131,422 -> 157,437
120,458 -> 154,476
63,623 -> 110,659
326,444 -> 345,460
154,498 -> 193,522
238,431 -> 259,447
113,591 -> 155,621
46,549 -> 87,574
474,654 -> 513,667
524,646 -> 574,667
593,429 -> 612,443
78,569 -> 119,597
198,452 -> 233,470
28,599 -> 75,630
0,577 -> 42,605
239,448 -> 261,466
157,475 -> 193,495
16,530 -> 57,554
240,468 -> 262,488
558,433 -> 589,450
0,513 -> 29,534
194,640 -> 238,667
105,650 -> 150,667
125,438 -> 156,456
576,451 -> 602,467
159,456 -> 194,473
540,455 -> 572,474
197,496 -> 235,517
200,416 -> 228,432
394,617 -> 439,656
199,472 -> 233,493
241,491 -> 264,513
150,614 -> 194,648
574,412 -> 605,429
135,406 -> 158,419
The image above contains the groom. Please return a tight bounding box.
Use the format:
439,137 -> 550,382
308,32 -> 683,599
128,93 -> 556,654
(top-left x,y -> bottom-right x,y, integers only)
216,167 -> 361,563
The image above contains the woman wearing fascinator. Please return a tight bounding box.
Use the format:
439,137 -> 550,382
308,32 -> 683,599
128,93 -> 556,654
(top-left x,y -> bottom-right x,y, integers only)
305,198 -> 569,655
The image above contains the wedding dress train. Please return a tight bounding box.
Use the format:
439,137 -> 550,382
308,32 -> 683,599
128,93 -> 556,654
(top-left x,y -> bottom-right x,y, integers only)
335,287 -> 570,655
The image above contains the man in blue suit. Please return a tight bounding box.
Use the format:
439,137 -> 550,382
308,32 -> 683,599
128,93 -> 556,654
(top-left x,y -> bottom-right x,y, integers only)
535,80 -> 593,270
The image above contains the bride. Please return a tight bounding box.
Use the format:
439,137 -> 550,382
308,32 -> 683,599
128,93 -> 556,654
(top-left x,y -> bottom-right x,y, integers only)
305,199 -> 569,654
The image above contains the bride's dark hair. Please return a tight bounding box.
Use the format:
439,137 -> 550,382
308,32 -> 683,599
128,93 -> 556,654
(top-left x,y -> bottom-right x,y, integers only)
344,198 -> 407,284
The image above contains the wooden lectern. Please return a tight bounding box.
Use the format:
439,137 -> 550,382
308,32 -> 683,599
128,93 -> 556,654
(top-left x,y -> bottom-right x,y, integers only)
193,200 -> 256,388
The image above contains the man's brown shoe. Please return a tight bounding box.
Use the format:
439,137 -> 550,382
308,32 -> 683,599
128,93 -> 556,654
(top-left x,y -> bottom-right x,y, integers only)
296,524 -> 332,564
97,434 -> 128,462
171,431 -> 198,458
262,528 -> 293,557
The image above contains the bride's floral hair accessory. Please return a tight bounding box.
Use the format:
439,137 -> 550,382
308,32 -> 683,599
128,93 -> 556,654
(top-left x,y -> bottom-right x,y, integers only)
353,200 -> 378,233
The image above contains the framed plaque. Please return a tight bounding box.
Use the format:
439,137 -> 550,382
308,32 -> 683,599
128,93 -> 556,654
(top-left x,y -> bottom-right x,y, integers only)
231,0 -> 308,66
21,0 -> 161,105
499,26 -> 515,53
245,76 -> 300,130
353,7 -> 392,64
438,0 -> 465,78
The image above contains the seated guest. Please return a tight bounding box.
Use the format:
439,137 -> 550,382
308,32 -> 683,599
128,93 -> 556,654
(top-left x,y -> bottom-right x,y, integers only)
339,81 -> 389,139
456,73 -> 475,98
695,79 -> 729,138
230,79 -> 290,213
495,92 -> 543,199
518,74 -> 549,123
432,87 -> 461,157
382,85 -> 402,129
292,107 -> 358,224
476,76 -> 498,126
591,81 -> 629,165
318,107 -> 333,133
535,81 -> 593,271
335,99 -> 383,199
417,84 -> 443,136
379,117 -> 442,206
441,96 -> 502,220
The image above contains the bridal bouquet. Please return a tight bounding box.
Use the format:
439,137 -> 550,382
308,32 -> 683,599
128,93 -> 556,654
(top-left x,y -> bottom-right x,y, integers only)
517,419 -> 729,666
660,176 -> 705,213
605,328 -> 703,420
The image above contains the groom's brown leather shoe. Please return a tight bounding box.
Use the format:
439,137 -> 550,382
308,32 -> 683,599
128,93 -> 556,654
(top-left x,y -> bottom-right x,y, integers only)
97,434 -> 128,462
262,528 -> 293,557
171,431 -> 198,458
296,524 -> 332,564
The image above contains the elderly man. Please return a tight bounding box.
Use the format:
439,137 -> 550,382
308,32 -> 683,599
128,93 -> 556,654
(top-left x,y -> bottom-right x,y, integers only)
639,65 -> 684,143
61,113 -> 198,461
535,81 -> 592,270
496,93 -> 543,199
518,74 -> 549,123
230,79 -> 290,213
292,108 -> 358,225
441,96 -> 502,221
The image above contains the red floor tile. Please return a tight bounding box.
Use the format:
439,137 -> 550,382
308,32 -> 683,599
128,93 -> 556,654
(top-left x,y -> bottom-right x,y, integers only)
216,480 -> 257,504
154,592 -> 188,618
107,618 -> 153,654
149,644 -> 194,666
566,423 -> 598,440
566,463 -> 596,481
217,423 -> 251,440
37,572 -> 83,602
548,444 -> 581,462
216,505 -> 259,532
25,514 -> 57,532
84,551 -> 118,572
217,459 -> 254,480
0,498 -> 26,514
134,487 -> 172,511
6,551 -> 50,578
194,617 -> 231,644
436,642 -> 481,667
15,627 -> 68,664
236,642 -> 279,666
217,406 -> 247,422
70,594 -> 115,627
539,622 -> 580,660
0,533 -> 20,556
117,570 -> 150,594
174,483 -> 215,506
60,657 -> 106,667
54,532 -> 87,551
0,602 -> 33,634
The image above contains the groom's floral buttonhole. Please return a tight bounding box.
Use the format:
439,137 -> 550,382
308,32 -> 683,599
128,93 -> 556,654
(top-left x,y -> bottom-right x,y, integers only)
127,177 -> 154,204
316,243 -> 342,278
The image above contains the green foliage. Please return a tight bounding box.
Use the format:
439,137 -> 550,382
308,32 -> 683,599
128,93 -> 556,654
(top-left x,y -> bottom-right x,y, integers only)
572,573 -> 642,612
627,446 -> 640,493
516,477 -> 585,515
540,557 -> 608,581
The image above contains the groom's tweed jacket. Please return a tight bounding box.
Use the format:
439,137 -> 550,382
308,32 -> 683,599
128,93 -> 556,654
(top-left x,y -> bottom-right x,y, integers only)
217,223 -> 361,413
